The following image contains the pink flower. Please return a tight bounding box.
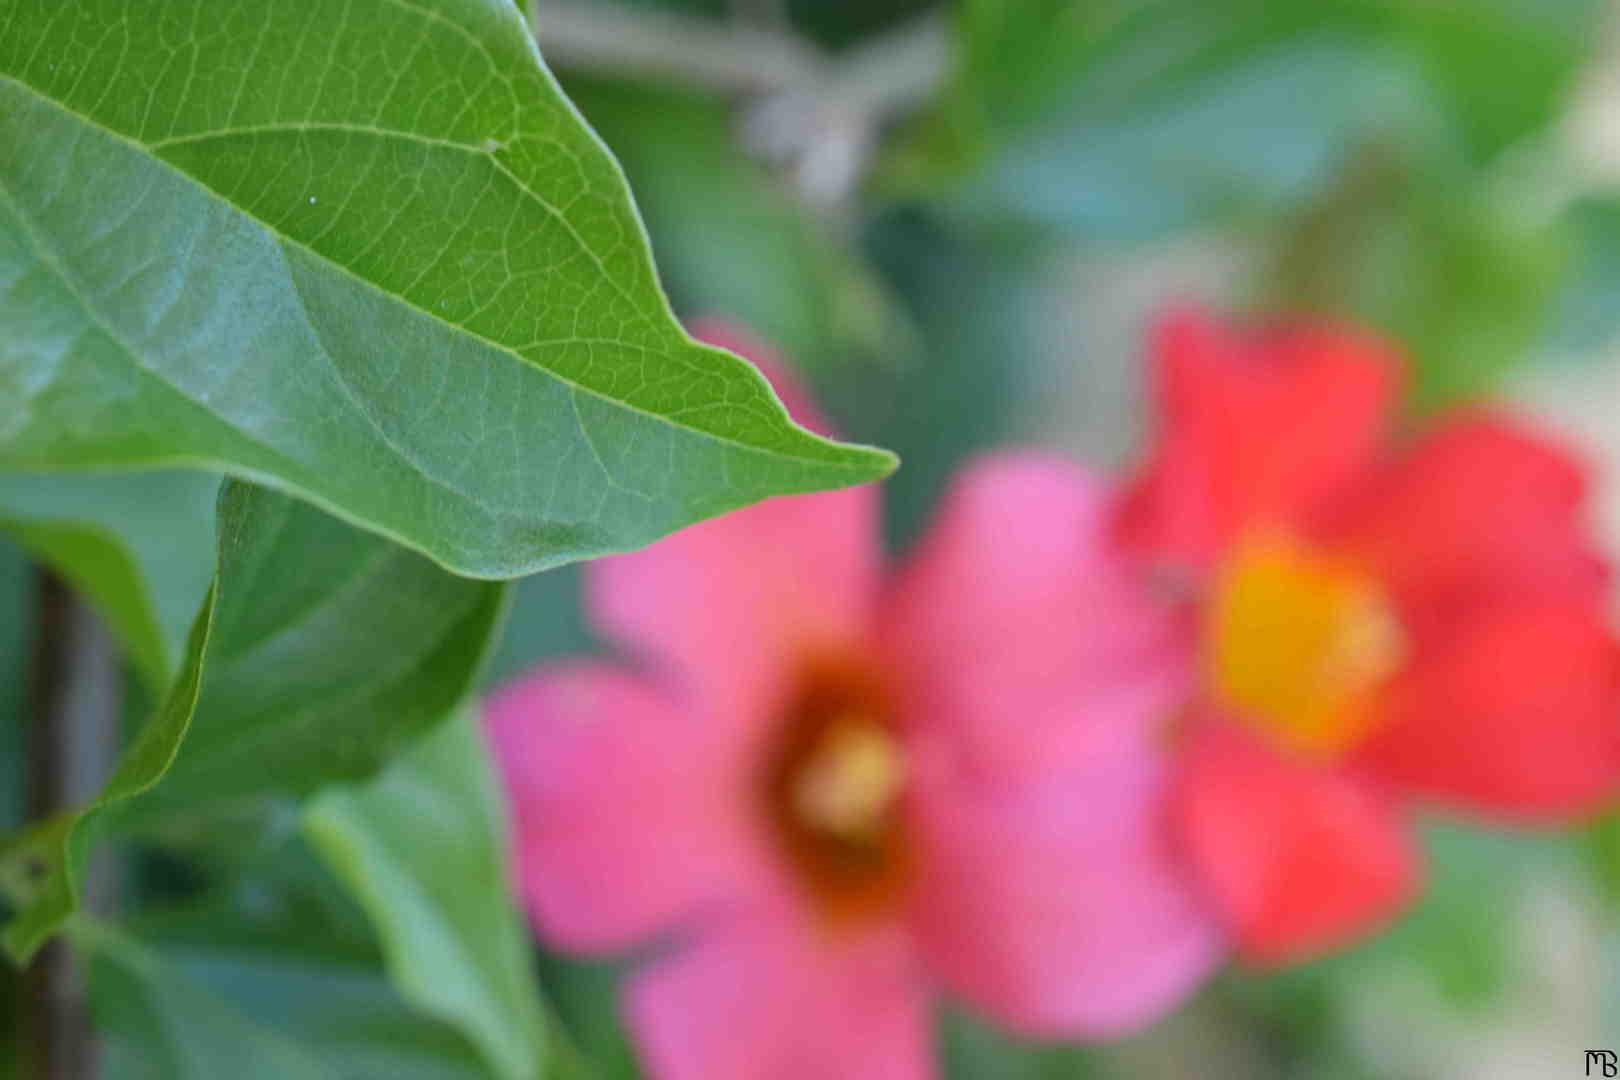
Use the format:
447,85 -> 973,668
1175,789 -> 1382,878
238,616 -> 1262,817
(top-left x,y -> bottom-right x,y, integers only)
484,321 -> 1222,1079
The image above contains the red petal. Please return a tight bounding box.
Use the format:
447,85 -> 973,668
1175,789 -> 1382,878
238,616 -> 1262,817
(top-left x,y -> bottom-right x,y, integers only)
1321,412 -> 1610,642
1115,306 -> 1400,570
1355,606 -> 1620,820
1174,718 -> 1421,966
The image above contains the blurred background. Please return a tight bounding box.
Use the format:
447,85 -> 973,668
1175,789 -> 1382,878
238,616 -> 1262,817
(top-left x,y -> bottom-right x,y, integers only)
11,0 -> 1620,1076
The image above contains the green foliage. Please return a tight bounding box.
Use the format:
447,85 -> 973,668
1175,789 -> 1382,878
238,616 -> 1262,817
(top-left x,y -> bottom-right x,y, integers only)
78,873 -> 498,1080
0,473 -> 217,692
0,483 -> 505,964
565,77 -> 913,380
938,1008 -> 1102,1079
0,0 -> 893,580
897,0 -> 1598,242
308,709 -> 577,1080
1268,146 -> 1570,411
1547,197 -> 1620,358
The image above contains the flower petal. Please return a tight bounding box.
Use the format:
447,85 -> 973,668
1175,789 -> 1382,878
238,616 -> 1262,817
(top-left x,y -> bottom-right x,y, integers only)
483,663 -> 767,952
908,742 -> 1223,1037
882,451 -> 1193,784
1355,606 -> 1620,819
1322,412 -> 1610,641
587,324 -> 881,722
1174,718 -> 1421,966
624,915 -> 932,1080
1115,306 -> 1400,569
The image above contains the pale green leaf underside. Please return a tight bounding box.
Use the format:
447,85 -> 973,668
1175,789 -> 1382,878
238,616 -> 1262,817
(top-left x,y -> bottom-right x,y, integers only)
1,482 -> 505,963
75,921 -> 343,1080
309,708 -> 579,1080
0,0 -> 894,578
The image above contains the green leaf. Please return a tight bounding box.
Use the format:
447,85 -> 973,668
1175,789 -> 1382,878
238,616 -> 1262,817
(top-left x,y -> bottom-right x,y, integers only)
1579,808 -> 1620,918
78,915 -> 496,1080
307,708 -> 575,1080
76,921 -> 342,1080
565,76 -> 914,378
938,1006 -> 1102,1080
1269,152 -> 1570,411
1545,197 -> 1620,359
1,481 -> 505,964
0,0 -> 895,580
904,0 -> 1598,241
0,471 -> 217,692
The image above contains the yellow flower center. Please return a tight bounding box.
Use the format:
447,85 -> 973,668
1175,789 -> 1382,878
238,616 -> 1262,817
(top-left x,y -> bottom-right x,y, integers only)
1206,532 -> 1406,756
791,717 -> 906,839
763,652 -> 910,928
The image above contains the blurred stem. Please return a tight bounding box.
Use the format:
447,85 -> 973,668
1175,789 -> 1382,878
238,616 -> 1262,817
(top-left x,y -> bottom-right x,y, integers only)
528,1 -> 949,204
21,571 -> 122,1080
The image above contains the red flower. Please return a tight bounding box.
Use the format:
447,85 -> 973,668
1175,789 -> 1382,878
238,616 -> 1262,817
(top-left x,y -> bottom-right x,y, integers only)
1116,306 -> 1620,965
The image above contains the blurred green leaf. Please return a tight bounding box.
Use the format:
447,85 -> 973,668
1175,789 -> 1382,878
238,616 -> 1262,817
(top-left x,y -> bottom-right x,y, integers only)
307,708 -> 577,1080
900,0 -> 1598,242
1545,197 -> 1620,359
1270,148 -> 1569,411
481,565 -> 591,691
565,76 -> 912,377
80,920 -> 342,1080
79,910 -> 497,1080
1,482 -> 505,964
1579,808 -> 1620,918
534,951 -> 639,1080
0,472 -> 217,692
0,0 -> 893,581
938,1007 -> 1102,1080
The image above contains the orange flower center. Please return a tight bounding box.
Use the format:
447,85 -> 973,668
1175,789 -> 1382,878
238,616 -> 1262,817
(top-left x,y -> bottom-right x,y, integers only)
762,651 -> 910,929
1205,532 -> 1406,757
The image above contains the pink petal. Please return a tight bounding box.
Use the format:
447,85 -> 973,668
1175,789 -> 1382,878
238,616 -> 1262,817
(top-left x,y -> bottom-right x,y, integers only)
1356,605 -> 1620,820
482,663 -> 769,952
625,913 -> 934,1080
588,326 -> 881,725
908,738 -> 1223,1037
1174,718 -> 1422,966
1115,306 -> 1400,570
881,451 -> 1194,784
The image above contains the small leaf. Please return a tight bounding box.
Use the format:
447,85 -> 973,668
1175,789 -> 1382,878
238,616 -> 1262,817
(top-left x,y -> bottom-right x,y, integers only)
308,708 -> 578,1080
0,471 -> 217,692
1,481 -> 505,964
75,921 -> 341,1080
0,0 -> 895,579
77,905 -> 504,1080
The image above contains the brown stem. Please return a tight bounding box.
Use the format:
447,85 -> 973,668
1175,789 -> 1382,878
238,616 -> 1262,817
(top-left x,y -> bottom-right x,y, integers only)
21,570 -> 122,1080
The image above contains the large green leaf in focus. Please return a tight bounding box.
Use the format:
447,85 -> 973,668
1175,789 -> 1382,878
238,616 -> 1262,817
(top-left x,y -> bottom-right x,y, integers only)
0,0 -> 894,580
308,708 -> 576,1080
0,472 -> 218,692
0,481 -> 505,963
